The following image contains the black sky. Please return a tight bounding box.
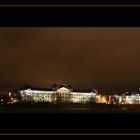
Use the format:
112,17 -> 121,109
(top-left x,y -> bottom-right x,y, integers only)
0,27 -> 140,91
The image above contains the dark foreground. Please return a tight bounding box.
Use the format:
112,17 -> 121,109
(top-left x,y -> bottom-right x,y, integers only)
0,103 -> 140,113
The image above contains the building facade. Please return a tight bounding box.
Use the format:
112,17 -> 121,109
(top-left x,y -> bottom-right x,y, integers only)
18,85 -> 140,105
96,92 -> 140,105
18,84 -> 96,104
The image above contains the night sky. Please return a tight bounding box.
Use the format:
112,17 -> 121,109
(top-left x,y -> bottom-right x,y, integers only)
0,27 -> 140,92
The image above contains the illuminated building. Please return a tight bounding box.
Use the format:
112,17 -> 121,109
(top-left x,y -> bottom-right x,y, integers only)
123,92 -> 140,104
106,92 -> 140,105
17,85 -> 140,105
18,84 -> 96,103
7,92 -> 19,104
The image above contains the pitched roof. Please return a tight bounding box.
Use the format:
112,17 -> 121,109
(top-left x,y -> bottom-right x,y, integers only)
73,89 -> 93,93
29,87 -> 53,91
19,85 -> 53,91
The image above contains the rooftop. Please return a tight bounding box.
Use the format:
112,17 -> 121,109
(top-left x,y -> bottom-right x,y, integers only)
19,84 -> 95,93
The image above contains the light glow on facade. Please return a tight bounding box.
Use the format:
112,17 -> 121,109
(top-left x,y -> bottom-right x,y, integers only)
17,85 -> 140,105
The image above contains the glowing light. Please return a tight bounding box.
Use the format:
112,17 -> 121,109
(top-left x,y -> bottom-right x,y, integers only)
9,92 -> 12,97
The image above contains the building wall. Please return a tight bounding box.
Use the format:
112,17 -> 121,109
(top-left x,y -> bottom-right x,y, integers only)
71,92 -> 95,103
19,89 -> 96,103
19,89 -> 55,102
18,88 -> 140,105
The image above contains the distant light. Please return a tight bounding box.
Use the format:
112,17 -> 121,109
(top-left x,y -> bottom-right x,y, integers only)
96,95 -> 99,98
9,92 -> 12,97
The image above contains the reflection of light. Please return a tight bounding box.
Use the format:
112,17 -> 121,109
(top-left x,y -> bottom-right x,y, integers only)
102,97 -> 107,103
96,95 -> 99,98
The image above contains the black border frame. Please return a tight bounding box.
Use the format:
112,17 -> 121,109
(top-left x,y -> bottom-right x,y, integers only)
0,4 -> 140,135
0,5 -> 140,27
